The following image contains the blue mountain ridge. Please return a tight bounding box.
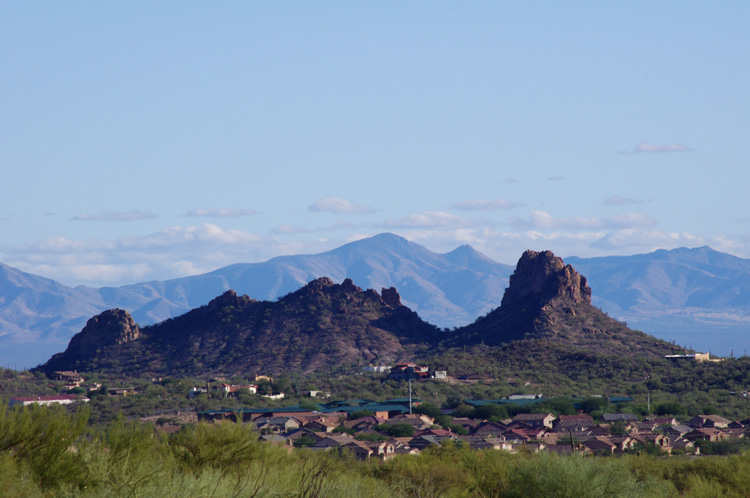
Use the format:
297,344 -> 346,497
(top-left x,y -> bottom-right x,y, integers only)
2,234 -> 750,368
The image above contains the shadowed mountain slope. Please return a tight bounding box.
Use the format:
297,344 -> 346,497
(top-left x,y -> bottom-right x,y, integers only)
41,250 -> 683,377
41,278 -> 440,376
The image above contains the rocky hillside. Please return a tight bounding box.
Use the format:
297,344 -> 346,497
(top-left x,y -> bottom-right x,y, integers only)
455,250 -> 685,358
41,278 -> 440,376
40,249 -> 687,377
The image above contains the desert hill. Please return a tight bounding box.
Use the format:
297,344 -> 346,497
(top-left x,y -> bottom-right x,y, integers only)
41,278 -> 440,376
40,250 -> 684,377
454,250 -> 685,358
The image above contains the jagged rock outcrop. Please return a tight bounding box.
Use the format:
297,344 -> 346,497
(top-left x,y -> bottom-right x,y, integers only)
381,287 -> 403,308
457,250 -> 683,357
42,309 -> 140,372
501,250 -> 591,307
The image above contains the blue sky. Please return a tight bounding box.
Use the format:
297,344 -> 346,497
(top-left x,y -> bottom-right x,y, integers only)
2,2 -> 750,287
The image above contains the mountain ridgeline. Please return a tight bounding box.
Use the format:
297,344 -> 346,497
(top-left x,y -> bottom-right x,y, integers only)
40,250 -> 685,377
42,278 -> 440,375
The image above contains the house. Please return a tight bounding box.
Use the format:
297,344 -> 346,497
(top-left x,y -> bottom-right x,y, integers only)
383,413 -> 434,430
310,434 -> 356,450
285,428 -> 325,446
408,435 -> 454,450
361,365 -> 391,374
553,415 -> 596,433
582,437 -> 617,454
472,421 -> 508,437
512,413 -> 555,429
188,387 -> 208,398
301,418 -> 338,433
255,416 -> 301,433
602,414 -> 637,423
661,425 -> 692,438
341,440 -> 395,460
211,383 -> 258,396
262,393 -> 285,400
344,416 -> 387,432
664,353 -> 721,362
459,436 -> 512,451
52,371 -> 84,386
503,428 -> 540,443
9,395 -> 88,407
339,440 -> 374,460
631,432 -> 670,449
414,428 -> 454,438
684,428 -> 728,442
609,436 -> 636,453
687,415 -> 731,429
388,363 -> 429,381
52,371 -> 85,390
646,417 -> 678,426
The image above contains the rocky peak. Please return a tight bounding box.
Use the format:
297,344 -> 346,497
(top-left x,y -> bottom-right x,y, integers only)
208,289 -> 239,306
66,309 -> 140,358
501,250 -> 591,307
340,278 -> 362,293
305,277 -> 336,290
381,287 -> 402,307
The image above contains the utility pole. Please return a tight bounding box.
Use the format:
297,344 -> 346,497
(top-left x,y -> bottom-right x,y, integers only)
408,379 -> 413,414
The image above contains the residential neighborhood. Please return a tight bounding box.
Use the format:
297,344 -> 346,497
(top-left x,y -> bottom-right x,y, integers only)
190,396 -> 749,460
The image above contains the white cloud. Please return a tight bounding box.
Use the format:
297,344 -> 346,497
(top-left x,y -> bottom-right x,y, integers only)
1,224 -> 324,286
71,210 -> 158,222
5,219 -> 750,291
602,196 -> 641,206
451,199 -> 523,211
375,211 -> 470,229
182,208 -> 257,218
512,210 -> 657,230
271,225 -> 311,235
618,143 -> 693,155
308,197 -> 375,214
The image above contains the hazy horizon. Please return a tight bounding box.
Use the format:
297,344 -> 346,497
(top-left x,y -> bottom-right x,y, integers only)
3,3 -> 749,288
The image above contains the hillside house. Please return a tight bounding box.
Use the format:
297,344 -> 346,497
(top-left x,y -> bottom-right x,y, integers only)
52,371 -> 84,388
388,363 -> 429,381
211,383 -> 258,396
361,365 -> 391,374
9,395 -> 88,407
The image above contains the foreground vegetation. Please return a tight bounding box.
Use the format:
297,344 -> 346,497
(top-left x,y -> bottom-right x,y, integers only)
3,404 -> 750,498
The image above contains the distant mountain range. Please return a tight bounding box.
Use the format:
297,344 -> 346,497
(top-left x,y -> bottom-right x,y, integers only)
2,233 -> 750,368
